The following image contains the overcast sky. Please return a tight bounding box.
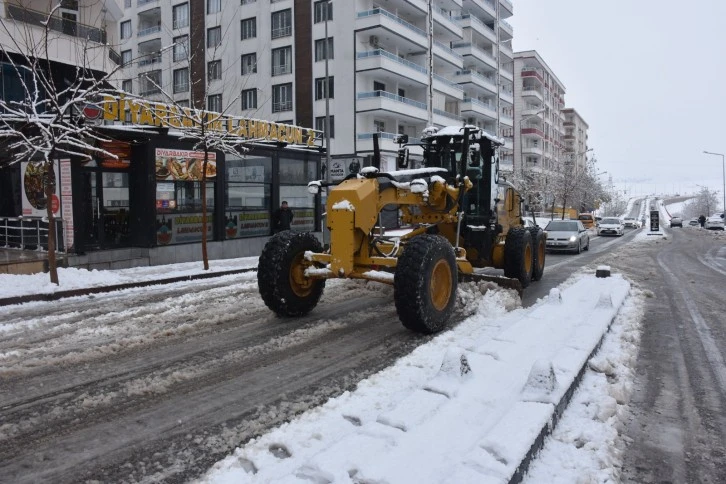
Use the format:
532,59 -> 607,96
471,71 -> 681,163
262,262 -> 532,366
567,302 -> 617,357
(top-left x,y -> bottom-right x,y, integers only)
511,0 -> 726,201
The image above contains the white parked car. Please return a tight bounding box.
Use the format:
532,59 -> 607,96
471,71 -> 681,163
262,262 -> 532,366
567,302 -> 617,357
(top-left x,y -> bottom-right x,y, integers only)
705,213 -> 725,230
623,217 -> 641,228
597,217 -> 625,236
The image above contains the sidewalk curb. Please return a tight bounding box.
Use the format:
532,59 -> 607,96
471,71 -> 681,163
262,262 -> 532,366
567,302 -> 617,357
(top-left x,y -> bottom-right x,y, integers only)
508,300 -> 622,484
0,267 -> 257,307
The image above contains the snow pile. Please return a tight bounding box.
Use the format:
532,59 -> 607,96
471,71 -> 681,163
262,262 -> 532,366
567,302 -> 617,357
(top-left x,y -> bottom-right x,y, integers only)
331,200 -> 355,211
199,274 -> 631,484
0,257 -> 259,299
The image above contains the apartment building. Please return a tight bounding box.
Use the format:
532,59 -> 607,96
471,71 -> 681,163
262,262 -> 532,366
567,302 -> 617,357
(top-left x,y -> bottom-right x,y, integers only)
512,50 -> 565,175
0,0 -> 123,85
561,107 -> 589,171
117,0 -> 515,174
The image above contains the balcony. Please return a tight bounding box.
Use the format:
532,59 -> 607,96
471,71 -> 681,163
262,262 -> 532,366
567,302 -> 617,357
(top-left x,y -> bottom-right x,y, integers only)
500,90 -> 513,104
500,0 -> 514,17
499,19 -> 513,40
522,146 -> 543,157
434,108 -> 463,127
499,41 -> 513,60
271,25 -> 292,39
357,90 -> 428,122
356,8 -> 427,49
455,14 -> 496,43
467,0 -> 497,21
138,54 -> 161,67
521,68 -> 544,83
521,127 -> 545,138
521,88 -> 543,102
357,132 -> 421,153
461,97 -> 497,120
138,25 -> 161,37
356,50 -> 428,86
4,3 -> 106,44
432,39 -> 463,68
452,41 -> 497,70
500,115 -> 513,126
433,7 -> 462,39
454,69 -> 496,94
500,68 -> 513,81
433,73 -> 464,99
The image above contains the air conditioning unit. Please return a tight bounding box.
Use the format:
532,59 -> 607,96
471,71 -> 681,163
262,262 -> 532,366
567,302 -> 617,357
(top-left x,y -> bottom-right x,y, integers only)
369,35 -> 379,47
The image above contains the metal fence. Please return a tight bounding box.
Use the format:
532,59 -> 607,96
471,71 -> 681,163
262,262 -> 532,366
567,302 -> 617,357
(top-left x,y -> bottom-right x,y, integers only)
1,217 -> 65,253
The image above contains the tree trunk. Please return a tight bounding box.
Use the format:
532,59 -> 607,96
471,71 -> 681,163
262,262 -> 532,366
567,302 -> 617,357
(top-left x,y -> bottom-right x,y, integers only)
44,160 -> 59,284
561,194 -> 567,220
201,150 -> 210,270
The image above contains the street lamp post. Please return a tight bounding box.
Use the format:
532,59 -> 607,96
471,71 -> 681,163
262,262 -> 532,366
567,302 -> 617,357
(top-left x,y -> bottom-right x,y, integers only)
703,150 -> 725,216
324,0 -> 333,184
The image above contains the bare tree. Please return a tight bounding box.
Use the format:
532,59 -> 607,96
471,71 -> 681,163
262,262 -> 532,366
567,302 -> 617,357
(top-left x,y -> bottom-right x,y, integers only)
683,187 -> 720,219
0,4 -> 122,284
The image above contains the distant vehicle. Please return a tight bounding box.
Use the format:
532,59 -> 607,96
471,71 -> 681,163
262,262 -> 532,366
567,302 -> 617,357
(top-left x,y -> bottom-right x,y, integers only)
669,216 -> 683,228
545,220 -> 590,253
577,213 -> 596,229
598,217 -> 625,236
688,219 -> 700,227
623,217 -> 640,228
705,213 -> 725,230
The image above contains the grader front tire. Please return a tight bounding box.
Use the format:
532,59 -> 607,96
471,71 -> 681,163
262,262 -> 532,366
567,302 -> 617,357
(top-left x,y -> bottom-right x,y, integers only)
394,235 -> 458,334
258,231 -> 325,317
504,228 -> 534,288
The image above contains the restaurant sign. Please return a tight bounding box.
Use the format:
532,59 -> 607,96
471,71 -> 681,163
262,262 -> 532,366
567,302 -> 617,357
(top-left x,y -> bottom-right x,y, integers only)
101,95 -> 317,147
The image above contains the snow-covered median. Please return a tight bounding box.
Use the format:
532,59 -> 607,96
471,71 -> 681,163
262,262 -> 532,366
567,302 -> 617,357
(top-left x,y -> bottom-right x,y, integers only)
199,273 -> 633,484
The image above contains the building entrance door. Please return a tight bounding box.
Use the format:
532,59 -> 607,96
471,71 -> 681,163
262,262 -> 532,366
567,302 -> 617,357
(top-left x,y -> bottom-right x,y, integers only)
80,169 -> 131,250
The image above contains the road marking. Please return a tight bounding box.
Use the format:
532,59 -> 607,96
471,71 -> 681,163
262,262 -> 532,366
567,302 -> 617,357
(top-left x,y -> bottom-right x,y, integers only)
698,247 -> 726,277
657,251 -> 726,397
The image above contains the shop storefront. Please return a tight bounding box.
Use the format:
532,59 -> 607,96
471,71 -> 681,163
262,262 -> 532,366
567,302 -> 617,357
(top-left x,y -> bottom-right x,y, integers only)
0,100 -> 323,267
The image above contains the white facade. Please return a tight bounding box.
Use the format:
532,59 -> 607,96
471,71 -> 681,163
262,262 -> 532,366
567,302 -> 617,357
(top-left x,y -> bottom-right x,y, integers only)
117,0 -> 514,171
561,107 -> 589,171
512,50 -> 565,176
0,0 -> 123,74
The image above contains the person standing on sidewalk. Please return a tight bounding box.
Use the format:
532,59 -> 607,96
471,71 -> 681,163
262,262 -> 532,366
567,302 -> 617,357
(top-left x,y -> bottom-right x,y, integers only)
272,201 -> 294,233
698,214 -> 706,228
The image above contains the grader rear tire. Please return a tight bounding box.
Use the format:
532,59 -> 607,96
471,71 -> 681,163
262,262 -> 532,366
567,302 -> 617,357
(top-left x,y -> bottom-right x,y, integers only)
504,228 -> 534,288
528,227 -> 546,282
394,235 -> 457,334
258,231 -> 325,317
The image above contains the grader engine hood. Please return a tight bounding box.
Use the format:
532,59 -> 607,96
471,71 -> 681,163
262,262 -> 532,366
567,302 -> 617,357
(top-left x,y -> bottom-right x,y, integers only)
326,177 -> 380,276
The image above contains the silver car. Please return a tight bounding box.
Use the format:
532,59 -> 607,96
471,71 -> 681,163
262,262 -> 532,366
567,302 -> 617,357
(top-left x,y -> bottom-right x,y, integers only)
545,220 -> 590,253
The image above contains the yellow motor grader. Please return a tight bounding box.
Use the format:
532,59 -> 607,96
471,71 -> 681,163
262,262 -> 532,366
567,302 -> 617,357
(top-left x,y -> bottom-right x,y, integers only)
258,126 -> 545,333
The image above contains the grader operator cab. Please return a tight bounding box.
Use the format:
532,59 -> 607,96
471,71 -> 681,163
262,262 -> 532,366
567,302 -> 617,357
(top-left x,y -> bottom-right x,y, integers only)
258,126 -> 545,334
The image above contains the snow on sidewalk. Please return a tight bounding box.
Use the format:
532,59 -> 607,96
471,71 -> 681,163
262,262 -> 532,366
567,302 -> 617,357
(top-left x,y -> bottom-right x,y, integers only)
0,257 -> 259,299
198,274 -> 631,484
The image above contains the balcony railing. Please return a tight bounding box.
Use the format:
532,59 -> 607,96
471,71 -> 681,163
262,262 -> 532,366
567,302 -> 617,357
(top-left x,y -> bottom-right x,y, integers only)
433,73 -> 464,92
357,91 -> 427,110
357,49 -> 427,75
455,69 -> 496,88
139,87 -> 161,96
5,3 -> 107,44
241,0 -> 257,3
451,41 -> 497,62
500,0 -> 514,12
358,132 -> 422,145
456,13 -> 495,36
271,25 -> 292,39
433,39 -> 463,61
463,97 -> 496,112
138,54 -> 161,67
138,0 -> 159,6
434,108 -> 463,122
272,64 -> 292,76
138,25 -> 161,37
357,8 -> 426,38
272,100 -> 293,112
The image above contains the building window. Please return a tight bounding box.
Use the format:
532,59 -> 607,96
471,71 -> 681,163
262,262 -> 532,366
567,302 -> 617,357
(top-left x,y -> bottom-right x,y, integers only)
173,68 -> 189,93
172,3 -> 189,29
374,120 -> 385,132
314,37 -> 333,61
314,1 -> 333,23
122,79 -> 132,94
271,9 -> 292,39
207,0 -> 221,14
120,20 -> 131,40
241,89 -> 257,110
241,53 -> 257,75
121,49 -> 132,67
208,93 -> 222,112
373,81 -> 386,92
314,76 -> 334,100
139,70 -> 161,96
272,83 -> 292,112
271,46 -> 292,76
225,155 -> 272,237
173,35 -> 188,61
177,99 -> 190,108
207,26 -> 221,48
315,116 -> 334,138
208,60 -> 222,81
241,17 -> 256,40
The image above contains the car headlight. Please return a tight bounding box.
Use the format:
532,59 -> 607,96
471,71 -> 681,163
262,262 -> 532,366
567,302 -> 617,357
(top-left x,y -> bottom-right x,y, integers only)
569,235 -> 577,242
